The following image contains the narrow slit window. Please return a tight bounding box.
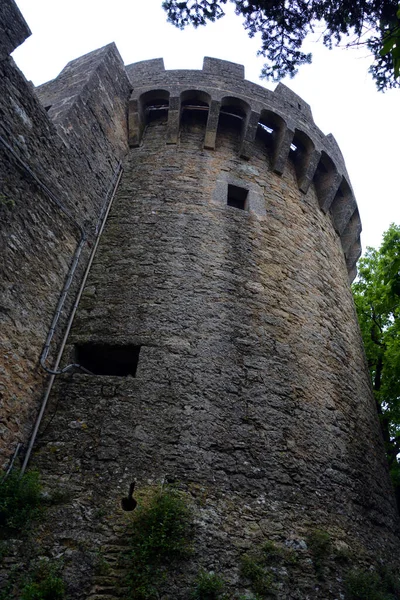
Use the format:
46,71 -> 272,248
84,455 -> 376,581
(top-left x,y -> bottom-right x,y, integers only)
227,184 -> 249,210
75,343 -> 141,377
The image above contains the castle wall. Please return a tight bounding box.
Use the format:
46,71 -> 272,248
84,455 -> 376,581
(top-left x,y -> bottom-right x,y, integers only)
30,97 -> 400,598
0,0 -> 131,466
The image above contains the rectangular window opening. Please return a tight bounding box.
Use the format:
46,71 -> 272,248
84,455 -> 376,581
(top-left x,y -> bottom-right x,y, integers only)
227,184 -> 249,210
75,343 -> 141,377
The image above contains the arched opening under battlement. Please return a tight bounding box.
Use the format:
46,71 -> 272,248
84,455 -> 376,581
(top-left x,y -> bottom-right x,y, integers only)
313,151 -> 340,212
180,89 -> 211,108
289,129 -> 313,159
217,96 -> 250,137
180,89 -> 211,129
220,96 -> 249,118
139,89 -> 170,125
256,110 -> 286,151
290,129 -> 316,187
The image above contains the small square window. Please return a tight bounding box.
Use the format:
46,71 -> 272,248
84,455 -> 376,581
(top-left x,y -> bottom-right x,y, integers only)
75,343 -> 141,376
227,184 -> 249,210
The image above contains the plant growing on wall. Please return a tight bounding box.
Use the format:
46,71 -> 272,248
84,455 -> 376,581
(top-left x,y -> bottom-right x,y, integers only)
191,570 -> 225,599
0,470 -> 42,533
125,484 -> 192,599
20,560 -> 65,600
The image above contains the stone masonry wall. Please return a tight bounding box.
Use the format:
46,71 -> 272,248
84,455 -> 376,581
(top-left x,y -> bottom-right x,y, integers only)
0,0 -> 131,466
29,108 -> 400,599
1,4 -> 399,597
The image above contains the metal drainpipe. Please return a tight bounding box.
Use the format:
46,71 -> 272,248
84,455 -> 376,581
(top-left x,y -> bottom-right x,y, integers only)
20,165 -> 124,475
0,131 -> 123,476
39,162 -> 122,375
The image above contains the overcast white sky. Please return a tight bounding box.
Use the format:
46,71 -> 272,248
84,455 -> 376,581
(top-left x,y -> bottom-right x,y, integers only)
12,0 -> 399,252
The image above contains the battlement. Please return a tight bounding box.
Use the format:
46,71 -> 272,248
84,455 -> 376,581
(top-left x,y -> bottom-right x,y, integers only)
126,57 -> 361,280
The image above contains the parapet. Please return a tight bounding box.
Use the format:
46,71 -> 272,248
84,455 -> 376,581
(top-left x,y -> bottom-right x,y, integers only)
126,57 -> 362,281
203,56 -> 245,79
0,0 -> 31,60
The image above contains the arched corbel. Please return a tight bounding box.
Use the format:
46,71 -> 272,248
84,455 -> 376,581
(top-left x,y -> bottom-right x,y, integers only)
340,209 -> 362,257
218,96 -> 250,153
240,110 -> 261,160
290,130 -> 320,194
166,95 -> 180,145
204,99 -> 221,150
130,89 -> 170,147
330,179 -> 357,236
180,89 -> 211,144
346,237 -> 362,282
128,98 -> 142,148
313,152 -> 342,213
271,122 -> 294,175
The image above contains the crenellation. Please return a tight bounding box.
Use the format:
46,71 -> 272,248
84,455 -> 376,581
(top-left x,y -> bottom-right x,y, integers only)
274,81 -> 313,121
125,57 -> 165,82
203,56 -> 245,79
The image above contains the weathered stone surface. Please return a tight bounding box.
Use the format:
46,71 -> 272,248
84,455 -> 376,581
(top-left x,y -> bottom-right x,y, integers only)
30,105 -> 399,598
0,27 -> 130,466
1,8 -> 399,597
0,0 -> 31,60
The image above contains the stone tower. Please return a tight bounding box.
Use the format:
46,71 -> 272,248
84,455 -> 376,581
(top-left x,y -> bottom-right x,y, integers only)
1,1 -> 400,598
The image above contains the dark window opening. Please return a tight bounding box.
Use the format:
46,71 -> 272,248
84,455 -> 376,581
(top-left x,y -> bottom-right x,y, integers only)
227,184 -> 249,210
181,107 -> 208,127
75,343 -> 141,376
145,102 -> 169,124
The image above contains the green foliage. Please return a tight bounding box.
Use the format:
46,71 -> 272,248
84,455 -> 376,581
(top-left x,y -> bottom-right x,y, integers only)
239,539 -> 297,597
0,193 -> 15,209
126,484 -> 192,599
345,567 -> 400,600
352,224 -> 400,500
0,470 -> 42,533
20,561 -> 64,600
240,542 -> 286,597
94,552 -> 111,576
241,554 -> 275,596
306,530 -> 331,577
261,540 -> 296,566
192,570 -> 225,599
162,0 -> 400,91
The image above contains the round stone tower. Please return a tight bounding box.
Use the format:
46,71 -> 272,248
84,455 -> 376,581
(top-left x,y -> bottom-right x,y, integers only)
32,57 -> 399,598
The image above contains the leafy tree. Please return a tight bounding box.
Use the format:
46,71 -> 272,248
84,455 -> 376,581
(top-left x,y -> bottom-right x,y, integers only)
162,0 -> 400,91
352,224 -> 400,505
